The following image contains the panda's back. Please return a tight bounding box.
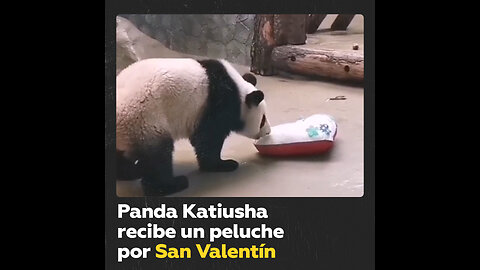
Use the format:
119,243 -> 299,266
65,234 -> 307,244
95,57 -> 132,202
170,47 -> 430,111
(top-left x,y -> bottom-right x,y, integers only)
116,58 -> 210,148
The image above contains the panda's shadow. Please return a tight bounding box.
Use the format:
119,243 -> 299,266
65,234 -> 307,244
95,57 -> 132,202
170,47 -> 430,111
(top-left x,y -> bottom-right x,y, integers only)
169,149 -> 335,197
254,149 -> 334,162
117,148 -> 336,197
170,167 -> 266,197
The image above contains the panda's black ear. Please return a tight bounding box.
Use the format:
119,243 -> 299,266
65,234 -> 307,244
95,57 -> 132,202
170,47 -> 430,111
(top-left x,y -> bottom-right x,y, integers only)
242,73 -> 257,86
245,90 -> 264,108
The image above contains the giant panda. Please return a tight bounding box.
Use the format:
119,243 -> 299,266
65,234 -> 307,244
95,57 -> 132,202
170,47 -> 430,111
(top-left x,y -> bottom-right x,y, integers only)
116,58 -> 271,195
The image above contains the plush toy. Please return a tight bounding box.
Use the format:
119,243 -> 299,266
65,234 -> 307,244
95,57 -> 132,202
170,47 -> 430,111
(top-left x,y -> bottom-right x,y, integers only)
254,114 -> 337,157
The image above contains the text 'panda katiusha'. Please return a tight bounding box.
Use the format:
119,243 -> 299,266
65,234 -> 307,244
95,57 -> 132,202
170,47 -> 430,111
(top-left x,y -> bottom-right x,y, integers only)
116,58 -> 271,196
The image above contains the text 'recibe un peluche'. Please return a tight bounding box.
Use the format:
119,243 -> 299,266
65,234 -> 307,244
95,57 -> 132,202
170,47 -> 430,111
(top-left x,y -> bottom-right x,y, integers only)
117,203 -> 284,261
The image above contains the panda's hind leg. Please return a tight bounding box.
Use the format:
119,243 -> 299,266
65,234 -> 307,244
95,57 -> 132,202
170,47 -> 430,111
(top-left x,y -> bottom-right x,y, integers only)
137,137 -> 188,196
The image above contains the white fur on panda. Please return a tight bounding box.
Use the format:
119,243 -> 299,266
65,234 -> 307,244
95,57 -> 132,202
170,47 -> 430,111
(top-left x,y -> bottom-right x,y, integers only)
116,58 -> 271,157
117,58 -> 208,155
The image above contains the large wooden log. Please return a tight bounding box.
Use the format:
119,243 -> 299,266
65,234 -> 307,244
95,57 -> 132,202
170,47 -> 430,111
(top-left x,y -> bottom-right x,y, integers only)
272,45 -> 364,82
250,15 -> 276,76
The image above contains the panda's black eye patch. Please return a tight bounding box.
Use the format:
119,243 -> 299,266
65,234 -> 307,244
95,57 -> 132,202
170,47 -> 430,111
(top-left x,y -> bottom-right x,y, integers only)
260,114 -> 266,128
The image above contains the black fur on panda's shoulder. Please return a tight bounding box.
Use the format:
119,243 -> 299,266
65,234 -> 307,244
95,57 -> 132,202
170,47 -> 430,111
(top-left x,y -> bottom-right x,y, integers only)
189,59 -> 246,172
195,59 -> 245,134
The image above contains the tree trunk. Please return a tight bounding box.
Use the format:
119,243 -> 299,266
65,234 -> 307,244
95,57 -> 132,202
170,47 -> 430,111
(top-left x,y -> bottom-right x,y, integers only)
250,15 -> 276,76
273,14 -> 307,45
250,14 -> 307,76
272,45 -> 364,82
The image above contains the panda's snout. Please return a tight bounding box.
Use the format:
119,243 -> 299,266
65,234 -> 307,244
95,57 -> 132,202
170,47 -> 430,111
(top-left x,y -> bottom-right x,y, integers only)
256,126 -> 271,139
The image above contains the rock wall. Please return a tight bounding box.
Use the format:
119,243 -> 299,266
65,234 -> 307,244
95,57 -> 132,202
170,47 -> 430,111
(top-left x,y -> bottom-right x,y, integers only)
120,14 -> 255,65
116,16 -> 186,74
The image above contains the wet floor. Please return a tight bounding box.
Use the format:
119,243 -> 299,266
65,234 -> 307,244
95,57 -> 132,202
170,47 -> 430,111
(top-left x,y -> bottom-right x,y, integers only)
115,15 -> 364,197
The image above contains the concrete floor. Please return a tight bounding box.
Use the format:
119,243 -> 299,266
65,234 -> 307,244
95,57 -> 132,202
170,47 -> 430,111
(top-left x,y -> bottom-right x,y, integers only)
115,15 -> 364,197
305,14 -> 364,52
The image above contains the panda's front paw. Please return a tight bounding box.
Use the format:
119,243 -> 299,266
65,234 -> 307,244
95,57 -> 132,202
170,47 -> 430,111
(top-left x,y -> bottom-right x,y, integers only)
219,159 -> 239,171
200,159 -> 239,172
142,176 -> 189,196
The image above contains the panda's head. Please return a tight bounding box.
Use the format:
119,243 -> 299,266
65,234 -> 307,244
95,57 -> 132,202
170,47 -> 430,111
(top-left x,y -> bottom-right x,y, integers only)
237,73 -> 271,140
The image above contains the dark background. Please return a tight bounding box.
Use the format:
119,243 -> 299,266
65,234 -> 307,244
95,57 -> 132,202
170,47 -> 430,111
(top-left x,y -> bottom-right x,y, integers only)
105,0 -> 375,269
